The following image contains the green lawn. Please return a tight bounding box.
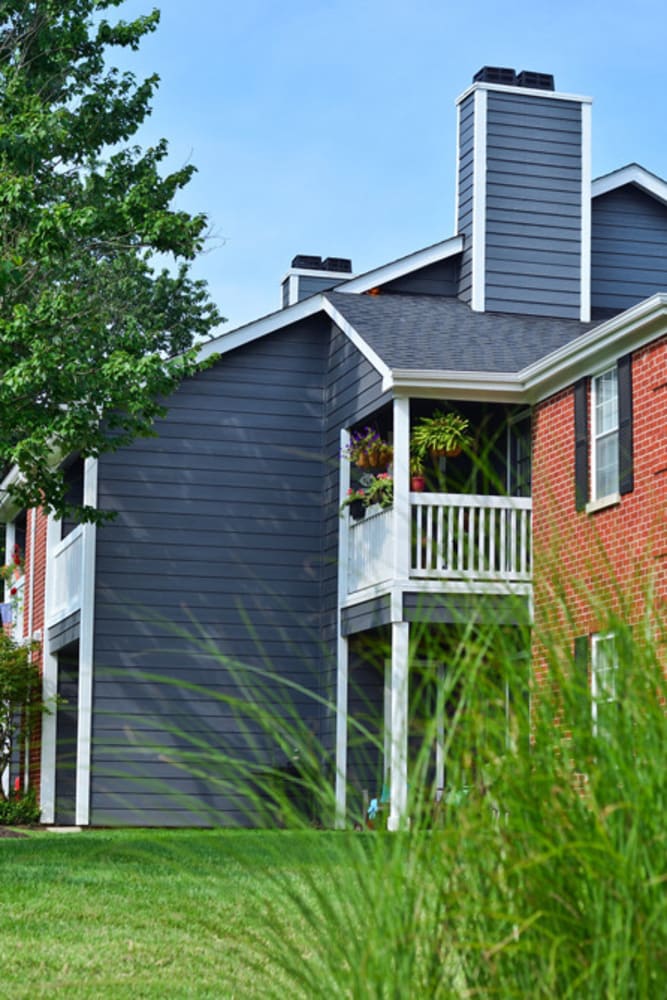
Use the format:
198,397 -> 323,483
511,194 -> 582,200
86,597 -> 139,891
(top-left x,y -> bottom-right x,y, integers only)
0,829 -> 355,999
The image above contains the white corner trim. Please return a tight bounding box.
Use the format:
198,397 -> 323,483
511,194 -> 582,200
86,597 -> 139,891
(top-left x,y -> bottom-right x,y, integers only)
75,457 -> 98,826
580,101 -> 592,323
454,101 -> 461,232
335,428 -> 350,828
40,508 -> 61,825
335,236 -> 464,295
592,163 -> 667,206
323,299 -> 393,385
471,87 -> 487,313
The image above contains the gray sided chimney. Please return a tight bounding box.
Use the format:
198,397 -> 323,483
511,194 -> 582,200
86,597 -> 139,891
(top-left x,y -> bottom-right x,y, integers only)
456,67 -> 592,321
281,255 -> 353,308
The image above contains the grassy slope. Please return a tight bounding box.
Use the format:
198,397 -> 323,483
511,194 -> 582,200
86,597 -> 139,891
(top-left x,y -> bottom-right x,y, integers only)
0,829 -> 351,1000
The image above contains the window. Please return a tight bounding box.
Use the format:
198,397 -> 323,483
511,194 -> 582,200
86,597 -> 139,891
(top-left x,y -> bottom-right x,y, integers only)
591,367 -> 619,500
591,632 -> 618,735
574,354 -> 633,511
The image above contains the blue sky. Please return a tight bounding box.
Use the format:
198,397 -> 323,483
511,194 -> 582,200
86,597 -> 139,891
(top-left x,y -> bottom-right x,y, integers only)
115,0 -> 667,332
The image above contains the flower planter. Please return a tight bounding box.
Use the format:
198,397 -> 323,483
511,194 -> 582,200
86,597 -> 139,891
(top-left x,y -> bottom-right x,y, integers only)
348,499 -> 366,521
410,475 -> 426,492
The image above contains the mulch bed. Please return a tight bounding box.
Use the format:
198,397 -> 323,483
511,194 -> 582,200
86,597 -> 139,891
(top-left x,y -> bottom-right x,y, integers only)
0,827 -> 29,838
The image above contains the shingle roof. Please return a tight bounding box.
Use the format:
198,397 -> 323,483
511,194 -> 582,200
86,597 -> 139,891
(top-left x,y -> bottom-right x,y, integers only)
325,291 -> 596,373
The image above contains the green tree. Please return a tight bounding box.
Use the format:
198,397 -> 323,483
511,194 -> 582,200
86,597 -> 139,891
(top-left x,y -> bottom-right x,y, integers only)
0,0 -> 222,518
0,629 -> 42,802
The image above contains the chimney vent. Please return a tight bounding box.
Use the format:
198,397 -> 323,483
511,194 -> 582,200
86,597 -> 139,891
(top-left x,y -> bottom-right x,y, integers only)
516,69 -> 555,91
291,254 -> 322,270
473,66 -> 516,86
321,257 -> 352,274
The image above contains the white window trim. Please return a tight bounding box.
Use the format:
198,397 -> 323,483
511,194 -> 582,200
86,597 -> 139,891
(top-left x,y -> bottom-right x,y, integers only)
591,631 -> 617,736
590,364 -> 619,504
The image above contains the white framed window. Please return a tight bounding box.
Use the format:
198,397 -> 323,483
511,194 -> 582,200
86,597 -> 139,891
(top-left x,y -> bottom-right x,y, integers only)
591,367 -> 619,500
591,632 -> 617,735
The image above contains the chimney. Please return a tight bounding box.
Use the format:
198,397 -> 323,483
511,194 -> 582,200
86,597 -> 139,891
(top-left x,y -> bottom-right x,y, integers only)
281,255 -> 353,308
456,66 -> 591,321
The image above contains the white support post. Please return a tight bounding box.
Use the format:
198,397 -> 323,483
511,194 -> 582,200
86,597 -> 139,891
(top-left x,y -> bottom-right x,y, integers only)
40,509 -> 60,824
335,636 -> 348,829
335,430 -> 351,828
392,396 -> 411,583
75,457 -> 98,826
388,621 -> 410,831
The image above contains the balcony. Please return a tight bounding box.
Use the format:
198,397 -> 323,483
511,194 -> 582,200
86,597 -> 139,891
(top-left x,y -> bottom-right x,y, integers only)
48,524 -> 84,623
346,493 -> 532,596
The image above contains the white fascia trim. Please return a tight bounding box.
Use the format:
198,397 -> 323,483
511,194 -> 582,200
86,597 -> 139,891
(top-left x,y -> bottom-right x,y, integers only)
197,294 -> 326,363
390,369 -> 524,402
580,102 -> 592,322
471,87 -> 487,312
334,236 -> 463,295
323,299 -> 392,384
523,293 -> 667,401
592,163 -> 667,206
456,81 -> 593,106
280,267 -> 357,284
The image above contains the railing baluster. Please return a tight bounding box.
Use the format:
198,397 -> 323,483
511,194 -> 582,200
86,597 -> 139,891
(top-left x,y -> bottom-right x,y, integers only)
489,507 -> 496,573
436,504 -> 444,572
347,495 -> 531,592
426,504 -> 433,571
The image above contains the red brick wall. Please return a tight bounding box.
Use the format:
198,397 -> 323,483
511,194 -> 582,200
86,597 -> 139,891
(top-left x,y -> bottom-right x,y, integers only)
532,334 -> 667,680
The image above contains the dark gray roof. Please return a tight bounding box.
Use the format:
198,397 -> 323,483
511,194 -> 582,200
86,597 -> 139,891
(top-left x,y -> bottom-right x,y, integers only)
325,290 -> 597,373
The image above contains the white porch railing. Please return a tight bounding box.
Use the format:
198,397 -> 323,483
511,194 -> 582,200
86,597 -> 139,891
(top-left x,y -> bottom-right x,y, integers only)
411,493 -> 532,581
346,493 -> 532,594
347,505 -> 393,593
48,525 -> 84,622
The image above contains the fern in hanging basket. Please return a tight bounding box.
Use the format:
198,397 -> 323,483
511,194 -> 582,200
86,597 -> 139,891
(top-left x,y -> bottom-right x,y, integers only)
411,410 -> 472,459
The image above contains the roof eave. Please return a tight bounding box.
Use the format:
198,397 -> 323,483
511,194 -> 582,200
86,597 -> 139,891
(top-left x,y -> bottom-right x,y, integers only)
523,293 -> 667,401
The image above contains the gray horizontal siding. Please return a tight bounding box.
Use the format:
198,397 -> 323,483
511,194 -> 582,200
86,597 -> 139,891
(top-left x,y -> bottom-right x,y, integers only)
403,591 -> 530,625
48,610 -> 80,652
381,257 -> 460,297
296,274 -> 339,301
484,91 -> 582,318
341,595 -> 392,636
92,318 -> 330,827
591,185 -> 667,315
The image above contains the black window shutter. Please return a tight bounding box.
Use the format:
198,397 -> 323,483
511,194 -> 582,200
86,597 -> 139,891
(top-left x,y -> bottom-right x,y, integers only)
618,353 -> 634,495
574,378 -> 588,510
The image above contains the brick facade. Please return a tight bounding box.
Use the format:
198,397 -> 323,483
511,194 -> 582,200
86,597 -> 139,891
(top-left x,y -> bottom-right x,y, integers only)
532,334 -> 667,681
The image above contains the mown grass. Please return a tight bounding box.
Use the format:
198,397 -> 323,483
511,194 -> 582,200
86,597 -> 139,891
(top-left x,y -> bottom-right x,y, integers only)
0,829 -> 361,999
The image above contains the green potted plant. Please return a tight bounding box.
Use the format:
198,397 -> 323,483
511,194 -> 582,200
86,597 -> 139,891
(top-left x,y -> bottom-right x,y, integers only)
410,451 -> 426,492
411,410 -> 471,460
364,473 -> 393,510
